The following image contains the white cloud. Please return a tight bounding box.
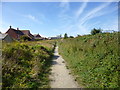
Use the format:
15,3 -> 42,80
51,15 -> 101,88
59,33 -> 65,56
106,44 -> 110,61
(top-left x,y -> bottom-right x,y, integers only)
0,27 -> 8,33
58,1 -> 117,36
27,14 -> 36,21
59,0 -> 69,8
79,2 -> 113,25
59,0 -> 70,14
74,1 -> 117,35
102,20 -> 118,31
24,14 -> 43,24
59,14 -> 73,26
0,21 -> 11,33
75,0 -> 88,18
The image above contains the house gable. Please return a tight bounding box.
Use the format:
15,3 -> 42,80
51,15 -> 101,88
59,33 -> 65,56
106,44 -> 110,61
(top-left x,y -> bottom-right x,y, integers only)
21,30 -> 34,39
0,34 -> 13,42
6,28 -> 19,39
6,26 -> 24,40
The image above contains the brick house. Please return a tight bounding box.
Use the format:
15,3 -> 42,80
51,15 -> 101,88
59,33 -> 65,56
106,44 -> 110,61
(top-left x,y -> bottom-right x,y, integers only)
6,26 -> 34,40
6,26 -> 24,40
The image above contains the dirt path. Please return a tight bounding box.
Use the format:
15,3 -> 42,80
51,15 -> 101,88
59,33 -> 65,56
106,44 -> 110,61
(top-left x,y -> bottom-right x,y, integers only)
49,46 -> 80,88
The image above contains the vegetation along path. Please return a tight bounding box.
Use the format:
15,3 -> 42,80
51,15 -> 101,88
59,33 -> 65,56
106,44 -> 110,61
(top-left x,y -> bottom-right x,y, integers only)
49,46 -> 80,88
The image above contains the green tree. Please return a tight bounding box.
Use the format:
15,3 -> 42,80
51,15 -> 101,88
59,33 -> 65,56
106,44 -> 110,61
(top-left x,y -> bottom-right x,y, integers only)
77,34 -> 81,37
64,33 -> 68,39
91,28 -> 102,35
69,36 -> 74,38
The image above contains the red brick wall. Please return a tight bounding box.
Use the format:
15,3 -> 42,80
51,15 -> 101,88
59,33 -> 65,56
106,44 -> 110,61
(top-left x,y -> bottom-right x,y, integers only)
6,29 -> 18,39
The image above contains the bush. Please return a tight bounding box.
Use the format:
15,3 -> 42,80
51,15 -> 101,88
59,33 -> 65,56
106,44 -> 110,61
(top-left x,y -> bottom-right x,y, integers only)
2,41 -> 55,88
91,28 -> 102,35
69,36 -> 74,38
20,35 -> 31,41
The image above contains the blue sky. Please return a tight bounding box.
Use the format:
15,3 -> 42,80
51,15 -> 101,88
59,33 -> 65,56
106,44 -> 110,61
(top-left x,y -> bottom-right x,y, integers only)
1,1 -> 118,37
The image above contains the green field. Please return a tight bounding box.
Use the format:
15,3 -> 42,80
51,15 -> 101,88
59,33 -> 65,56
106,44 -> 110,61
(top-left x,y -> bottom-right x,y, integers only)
58,32 -> 119,88
2,40 -> 56,88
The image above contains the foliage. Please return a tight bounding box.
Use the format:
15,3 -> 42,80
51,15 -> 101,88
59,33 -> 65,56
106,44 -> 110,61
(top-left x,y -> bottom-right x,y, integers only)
2,40 -> 56,88
64,33 -> 68,39
91,28 -> 102,35
69,36 -> 74,38
20,35 -> 31,41
58,32 -> 119,88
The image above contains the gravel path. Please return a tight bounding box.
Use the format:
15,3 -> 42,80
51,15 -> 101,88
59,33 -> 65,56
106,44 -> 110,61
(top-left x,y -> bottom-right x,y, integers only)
49,46 -> 80,88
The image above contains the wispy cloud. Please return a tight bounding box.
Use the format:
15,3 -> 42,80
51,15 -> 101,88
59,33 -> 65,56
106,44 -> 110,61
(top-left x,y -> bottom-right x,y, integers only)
102,20 -> 118,31
58,0 -> 73,32
24,14 -> 43,24
59,0 -> 70,14
0,27 -> 7,33
61,1 -> 117,36
79,2 -> 113,25
0,21 -> 11,33
27,14 -> 36,21
75,0 -> 88,19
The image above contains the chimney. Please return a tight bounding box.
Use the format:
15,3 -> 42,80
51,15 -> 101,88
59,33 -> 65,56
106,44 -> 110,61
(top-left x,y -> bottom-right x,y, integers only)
10,26 -> 12,29
17,28 -> 19,30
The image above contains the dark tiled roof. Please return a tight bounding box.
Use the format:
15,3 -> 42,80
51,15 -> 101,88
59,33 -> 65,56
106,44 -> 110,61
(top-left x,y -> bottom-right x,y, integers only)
21,30 -> 30,35
6,28 -> 24,35
34,34 -> 41,37
21,30 -> 34,39
15,30 -> 24,35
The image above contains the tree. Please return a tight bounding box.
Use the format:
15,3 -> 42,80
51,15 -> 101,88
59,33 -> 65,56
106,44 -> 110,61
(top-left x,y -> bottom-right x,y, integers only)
77,34 -> 81,37
69,36 -> 74,38
91,28 -> 102,35
64,33 -> 68,39
59,34 -> 62,38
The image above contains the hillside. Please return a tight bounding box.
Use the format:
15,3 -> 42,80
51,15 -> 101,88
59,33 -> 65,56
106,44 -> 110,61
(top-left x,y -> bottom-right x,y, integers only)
58,32 -> 119,88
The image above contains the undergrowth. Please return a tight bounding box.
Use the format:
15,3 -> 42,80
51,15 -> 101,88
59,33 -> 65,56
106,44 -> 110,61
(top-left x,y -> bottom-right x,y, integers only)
2,40 -> 56,88
58,32 -> 119,88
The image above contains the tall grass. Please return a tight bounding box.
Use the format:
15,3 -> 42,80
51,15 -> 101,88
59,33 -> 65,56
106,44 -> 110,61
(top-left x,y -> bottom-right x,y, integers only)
58,32 -> 119,88
2,40 -> 56,88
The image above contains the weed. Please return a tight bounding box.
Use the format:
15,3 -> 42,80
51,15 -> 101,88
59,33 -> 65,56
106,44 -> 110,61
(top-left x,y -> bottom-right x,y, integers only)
58,32 -> 119,88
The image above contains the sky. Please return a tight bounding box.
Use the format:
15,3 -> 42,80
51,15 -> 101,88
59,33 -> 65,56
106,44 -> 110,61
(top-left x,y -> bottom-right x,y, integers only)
1,1 -> 118,37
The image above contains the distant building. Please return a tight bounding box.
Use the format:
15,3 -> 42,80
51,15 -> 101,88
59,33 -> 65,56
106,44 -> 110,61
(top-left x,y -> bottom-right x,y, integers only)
5,26 -> 47,41
102,30 -> 115,33
6,26 -> 24,40
5,26 -> 34,40
33,34 -> 45,40
48,36 -> 62,40
0,33 -> 13,42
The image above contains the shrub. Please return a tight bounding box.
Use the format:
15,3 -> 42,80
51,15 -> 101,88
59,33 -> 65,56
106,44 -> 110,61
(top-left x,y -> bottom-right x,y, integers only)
91,28 -> 102,35
69,36 -> 74,38
2,41 -> 55,88
20,35 -> 31,41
